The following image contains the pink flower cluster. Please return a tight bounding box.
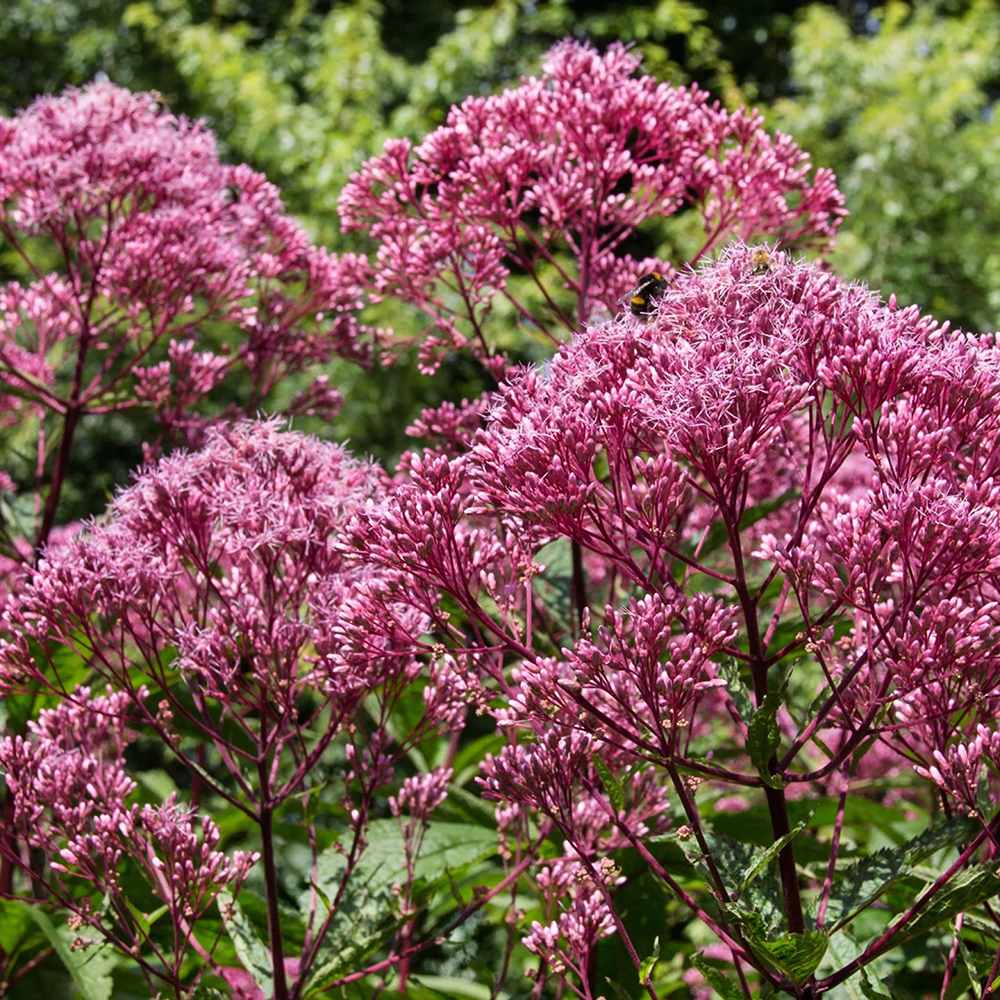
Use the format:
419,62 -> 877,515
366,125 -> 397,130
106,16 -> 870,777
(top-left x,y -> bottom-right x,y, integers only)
0,688 -> 255,925
355,242 -> 1000,823
916,726 -> 1000,815
0,420 -> 394,723
481,730 -> 670,984
500,593 -> 735,761
0,419 -> 471,992
0,83 -> 376,427
340,40 -> 844,372
0,81 -> 381,596
2,46 -> 997,995
390,766 -> 453,821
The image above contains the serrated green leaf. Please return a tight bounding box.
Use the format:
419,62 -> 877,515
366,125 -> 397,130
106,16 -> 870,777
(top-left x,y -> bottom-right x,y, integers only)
821,932 -> 865,1000
747,690 -> 783,789
755,930 -> 828,985
709,833 -> 784,933
822,815 -> 978,932
304,820 -> 496,988
740,820 -> 807,892
25,906 -> 117,1000
691,953 -> 744,999
894,863 -> 1000,946
593,754 -> 625,813
217,890 -> 274,999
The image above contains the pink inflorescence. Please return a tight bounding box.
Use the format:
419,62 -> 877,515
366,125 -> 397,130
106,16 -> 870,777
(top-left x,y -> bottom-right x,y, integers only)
0,82 -> 377,441
354,243 -> 1000,820
340,40 -> 844,372
0,419 -> 399,720
0,688 -> 256,913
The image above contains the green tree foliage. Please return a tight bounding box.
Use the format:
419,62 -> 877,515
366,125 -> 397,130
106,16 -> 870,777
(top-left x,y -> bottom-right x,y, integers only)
773,0 -> 1000,332
0,0 -> 190,113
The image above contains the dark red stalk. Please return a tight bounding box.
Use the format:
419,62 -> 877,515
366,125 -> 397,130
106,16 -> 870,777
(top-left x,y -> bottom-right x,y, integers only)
258,698 -> 289,1000
726,501 -> 806,934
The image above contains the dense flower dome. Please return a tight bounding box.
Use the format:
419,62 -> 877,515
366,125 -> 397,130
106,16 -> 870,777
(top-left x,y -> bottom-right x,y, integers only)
0,419 -> 395,705
353,244 -> 1000,811
340,39 -> 844,371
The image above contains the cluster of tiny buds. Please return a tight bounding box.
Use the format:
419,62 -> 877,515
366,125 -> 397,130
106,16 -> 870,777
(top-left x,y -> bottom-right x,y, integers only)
684,775 -> 702,796
573,857 -> 622,885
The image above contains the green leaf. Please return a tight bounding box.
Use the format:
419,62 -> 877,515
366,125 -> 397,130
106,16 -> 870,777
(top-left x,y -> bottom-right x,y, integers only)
754,930 -> 828,985
638,935 -> 660,984
431,783 -> 496,827
304,820 -> 496,988
450,732 -> 505,786
707,833 -> 784,933
123,900 -> 169,938
747,690 -> 784,789
711,794 -> 922,853
893,862 -> 1000,946
408,975 -> 507,999
820,932 -> 865,1000
740,821 -> 807,892
691,953 -> 744,999
363,687 -> 429,773
135,768 -> 177,802
217,890 -> 274,999
957,933 -> 985,1000
858,967 -> 893,1000
822,815 -> 977,932
25,906 -> 117,1000
717,658 -> 755,725
533,538 -> 575,632
0,898 -> 33,954
593,754 -> 626,813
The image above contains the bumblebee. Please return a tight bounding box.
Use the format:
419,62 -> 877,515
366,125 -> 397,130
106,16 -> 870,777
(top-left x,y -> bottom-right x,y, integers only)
750,248 -> 773,274
629,270 -> 669,318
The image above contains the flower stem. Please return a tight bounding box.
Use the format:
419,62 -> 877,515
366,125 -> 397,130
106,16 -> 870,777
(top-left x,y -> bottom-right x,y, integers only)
259,801 -> 289,1000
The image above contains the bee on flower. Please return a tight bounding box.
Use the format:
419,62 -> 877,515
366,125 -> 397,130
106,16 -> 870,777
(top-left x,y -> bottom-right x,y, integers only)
750,247 -> 774,273
628,271 -> 670,317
